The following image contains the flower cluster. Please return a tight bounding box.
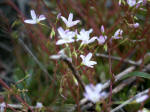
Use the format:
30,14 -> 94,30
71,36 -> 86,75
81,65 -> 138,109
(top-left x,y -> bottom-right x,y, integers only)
55,13 -> 98,68
126,0 -> 145,7
25,10 -> 140,104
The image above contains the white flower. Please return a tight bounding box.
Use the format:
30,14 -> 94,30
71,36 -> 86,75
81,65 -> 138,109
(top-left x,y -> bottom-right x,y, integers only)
97,35 -> 107,45
136,94 -> 149,103
80,52 -> 97,68
127,0 -> 136,7
83,83 -> 107,103
61,13 -> 80,28
36,102 -> 43,108
0,102 -> 5,112
24,10 -> 46,24
56,27 -> 75,45
77,29 -> 97,45
112,29 -> 123,39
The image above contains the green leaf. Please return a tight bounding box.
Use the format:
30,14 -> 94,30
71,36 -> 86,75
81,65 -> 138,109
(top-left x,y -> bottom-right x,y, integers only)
103,44 -> 107,52
122,71 -> 150,79
50,28 -> 55,39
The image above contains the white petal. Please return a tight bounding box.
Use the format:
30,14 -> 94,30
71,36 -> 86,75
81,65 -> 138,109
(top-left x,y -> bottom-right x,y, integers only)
38,15 -> 46,21
95,83 -> 103,92
24,19 -> 37,24
72,20 -> 80,25
57,27 -> 65,38
88,37 -> 97,44
30,10 -> 36,20
88,29 -> 93,34
136,95 -> 149,103
80,55 -> 85,60
89,61 -> 97,65
68,13 -> 73,22
50,55 -> 61,60
61,16 -> 68,25
56,40 -> 66,45
85,52 -> 93,61
87,65 -> 94,68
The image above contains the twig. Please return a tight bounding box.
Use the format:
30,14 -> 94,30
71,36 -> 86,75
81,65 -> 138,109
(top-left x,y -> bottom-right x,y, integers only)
96,53 -> 141,66
112,77 -> 136,94
62,58 -> 85,91
0,42 -> 12,52
111,89 -> 150,112
101,66 -> 136,91
0,103 -> 43,109
0,79 -> 33,112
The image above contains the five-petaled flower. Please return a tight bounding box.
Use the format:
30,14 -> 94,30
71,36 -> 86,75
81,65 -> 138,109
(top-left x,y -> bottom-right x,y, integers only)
112,29 -> 123,39
83,83 -> 107,103
24,10 -> 46,24
96,25 -> 107,44
97,35 -> 107,45
56,27 -> 75,45
77,29 -> 97,45
80,52 -> 97,68
61,13 -> 80,28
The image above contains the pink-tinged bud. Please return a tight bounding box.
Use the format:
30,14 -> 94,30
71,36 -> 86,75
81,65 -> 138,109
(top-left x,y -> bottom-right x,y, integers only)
119,0 -> 121,6
101,25 -> 105,33
57,13 -> 61,19
133,23 -> 139,28
129,23 -> 139,28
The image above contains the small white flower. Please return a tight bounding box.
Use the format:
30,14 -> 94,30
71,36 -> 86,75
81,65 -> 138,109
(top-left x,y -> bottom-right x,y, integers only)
127,0 -> 136,7
61,13 -> 80,28
80,52 -> 97,68
56,27 -> 75,45
36,102 -> 43,108
24,10 -> 46,24
112,29 -> 123,39
97,35 -> 107,45
83,83 -> 107,103
77,29 -> 97,45
0,102 -> 5,112
136,94 -> 149,103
